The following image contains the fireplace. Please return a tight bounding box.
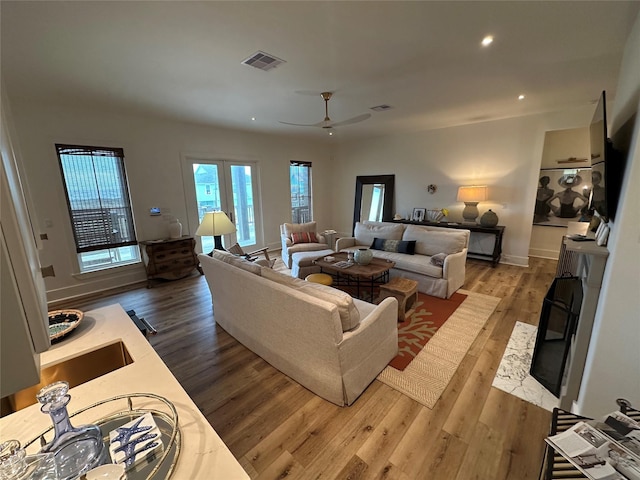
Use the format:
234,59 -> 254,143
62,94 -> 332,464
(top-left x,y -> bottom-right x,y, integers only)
530,275 -> 583,397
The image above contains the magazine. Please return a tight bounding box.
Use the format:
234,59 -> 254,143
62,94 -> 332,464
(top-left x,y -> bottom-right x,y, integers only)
546,411 -> 640,480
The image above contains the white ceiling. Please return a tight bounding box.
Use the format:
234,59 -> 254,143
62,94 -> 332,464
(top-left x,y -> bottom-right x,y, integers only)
2,1 -> 639,141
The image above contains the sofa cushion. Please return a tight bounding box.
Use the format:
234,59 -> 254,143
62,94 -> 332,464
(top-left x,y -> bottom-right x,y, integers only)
291,231 -> 319,244
261,267 -> 360,331
354,222 -> 405,246
283,221 -> 318,237
211,250 -> 262,276
371,238 -> 416,255
402,225 -> 467,256
369,250 -> 444,279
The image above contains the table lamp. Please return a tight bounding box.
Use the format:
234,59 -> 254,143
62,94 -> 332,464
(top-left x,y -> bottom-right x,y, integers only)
457,185 -> 487,224
195,211 -> 236,254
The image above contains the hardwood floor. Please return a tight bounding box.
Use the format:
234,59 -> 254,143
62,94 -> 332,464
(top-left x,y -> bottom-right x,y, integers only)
52,256 -> 558,479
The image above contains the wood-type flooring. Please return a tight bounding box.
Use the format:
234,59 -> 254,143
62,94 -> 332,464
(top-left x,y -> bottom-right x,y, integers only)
51,256 -> 558,479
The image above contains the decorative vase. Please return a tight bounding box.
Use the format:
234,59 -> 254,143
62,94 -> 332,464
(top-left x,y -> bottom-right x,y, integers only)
36,381 -> 108,480
354,248 -> 373,266
168,218 -> 182,239
426,209 -> 444,223
480,209 -> 499,227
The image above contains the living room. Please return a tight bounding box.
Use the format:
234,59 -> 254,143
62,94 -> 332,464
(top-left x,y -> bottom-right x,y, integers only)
2,2 -> 639,478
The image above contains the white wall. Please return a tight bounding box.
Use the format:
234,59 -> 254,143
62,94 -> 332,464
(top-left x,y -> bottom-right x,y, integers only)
578,12 -> 640,416
7,101 -> 332,302
332,108 -> 595,266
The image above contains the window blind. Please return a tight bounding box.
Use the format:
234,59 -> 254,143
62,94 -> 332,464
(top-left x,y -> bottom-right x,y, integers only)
55,144 -> 137,253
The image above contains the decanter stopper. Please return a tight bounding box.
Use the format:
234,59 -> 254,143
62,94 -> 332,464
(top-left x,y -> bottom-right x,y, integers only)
36,381 -> 108,480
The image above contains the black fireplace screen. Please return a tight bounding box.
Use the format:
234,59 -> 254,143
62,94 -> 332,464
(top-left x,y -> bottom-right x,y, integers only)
530,275 -> 583,397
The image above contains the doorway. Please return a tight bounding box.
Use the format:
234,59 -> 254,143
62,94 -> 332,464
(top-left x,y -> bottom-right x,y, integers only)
182,156 -> 262,253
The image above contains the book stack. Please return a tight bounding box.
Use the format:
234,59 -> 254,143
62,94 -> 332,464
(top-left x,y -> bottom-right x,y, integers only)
546,411 -> 640,480
108,413 -> 163,470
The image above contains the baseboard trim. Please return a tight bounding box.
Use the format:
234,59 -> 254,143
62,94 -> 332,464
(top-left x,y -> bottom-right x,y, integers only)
499,254 -> 529,267
528,248 -> 560,260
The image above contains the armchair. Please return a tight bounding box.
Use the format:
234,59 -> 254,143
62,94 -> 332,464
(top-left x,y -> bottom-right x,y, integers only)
228,243 -> 275,268
280,221 -> 330,268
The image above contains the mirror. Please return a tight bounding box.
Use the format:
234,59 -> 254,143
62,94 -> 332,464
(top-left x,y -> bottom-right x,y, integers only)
353,175 -> 395,231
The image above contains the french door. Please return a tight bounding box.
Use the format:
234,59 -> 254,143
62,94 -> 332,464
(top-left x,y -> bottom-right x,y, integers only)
182,156 -> 262,253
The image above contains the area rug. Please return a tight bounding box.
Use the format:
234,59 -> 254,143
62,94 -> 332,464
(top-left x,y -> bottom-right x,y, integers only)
389,292 -> 467,370
377,290 -> 501,409
492,321 -> 558,412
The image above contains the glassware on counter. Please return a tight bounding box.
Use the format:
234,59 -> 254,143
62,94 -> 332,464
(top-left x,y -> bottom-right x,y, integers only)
0,440 -> 58,480
36,381 -> 109,480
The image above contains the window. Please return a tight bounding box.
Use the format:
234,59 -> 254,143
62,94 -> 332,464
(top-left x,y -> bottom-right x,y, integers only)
290,161 -> 312,223
55,144 -> 139,273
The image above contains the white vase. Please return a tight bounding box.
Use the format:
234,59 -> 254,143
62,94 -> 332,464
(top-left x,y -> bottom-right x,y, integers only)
354,248 -> 373,265
168,219 -> 182,239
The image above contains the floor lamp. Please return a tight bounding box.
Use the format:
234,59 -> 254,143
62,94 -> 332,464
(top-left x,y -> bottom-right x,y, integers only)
457,185 -> 487,224
195,211 -> 236,254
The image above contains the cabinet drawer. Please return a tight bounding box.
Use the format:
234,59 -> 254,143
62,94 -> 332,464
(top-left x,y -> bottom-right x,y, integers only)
149,246 -> 194,263
148,257 -> 197,275
149,239 -> 193,253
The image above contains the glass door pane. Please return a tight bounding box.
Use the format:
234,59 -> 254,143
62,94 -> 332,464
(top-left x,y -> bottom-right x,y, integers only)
229,164 -> 256,248
192,162 -> 228,253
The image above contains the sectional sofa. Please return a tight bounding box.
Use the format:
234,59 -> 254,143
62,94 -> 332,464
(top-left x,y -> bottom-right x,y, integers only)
336,221 -> 470,299
198,251 -> 398,406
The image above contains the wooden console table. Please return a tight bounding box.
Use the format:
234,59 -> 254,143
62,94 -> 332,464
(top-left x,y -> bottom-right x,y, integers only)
392,220 -> 505,266
139,236 -> 203,287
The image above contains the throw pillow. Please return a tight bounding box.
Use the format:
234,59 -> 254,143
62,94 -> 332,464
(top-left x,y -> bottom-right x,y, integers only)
371,237 -> 416,255
430,252 -> 448,267
291,231 -> 318,244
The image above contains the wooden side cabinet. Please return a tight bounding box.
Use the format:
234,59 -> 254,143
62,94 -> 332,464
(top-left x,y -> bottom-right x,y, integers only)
139,236 -> 203,288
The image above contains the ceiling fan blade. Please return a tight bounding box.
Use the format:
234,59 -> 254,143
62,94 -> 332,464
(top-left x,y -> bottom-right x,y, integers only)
329,113 -> 371,127
278,120 -> 320,127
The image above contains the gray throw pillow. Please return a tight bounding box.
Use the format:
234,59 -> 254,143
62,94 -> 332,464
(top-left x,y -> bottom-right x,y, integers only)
430,252 -> 448,267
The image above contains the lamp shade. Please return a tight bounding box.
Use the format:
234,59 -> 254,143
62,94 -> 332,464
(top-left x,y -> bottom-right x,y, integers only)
457,185 -> 488,203
195,211 -> 236,237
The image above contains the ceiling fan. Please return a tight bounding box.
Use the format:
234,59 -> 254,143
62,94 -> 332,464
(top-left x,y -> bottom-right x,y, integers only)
279,92 -> 371,129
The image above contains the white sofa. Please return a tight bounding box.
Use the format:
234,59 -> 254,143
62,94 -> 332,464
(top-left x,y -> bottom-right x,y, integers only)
280,221 -> 330,268
198,251 -> 398,406
336,221 -> 470,299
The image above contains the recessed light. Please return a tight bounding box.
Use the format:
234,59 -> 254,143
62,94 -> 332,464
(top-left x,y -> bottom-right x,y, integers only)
518,94 -> 525,100
328,131 -> 333,136
251,117 -> 256,121
481,35 -> 494,47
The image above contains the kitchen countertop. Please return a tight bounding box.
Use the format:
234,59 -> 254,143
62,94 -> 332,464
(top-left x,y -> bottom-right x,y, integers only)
0,303 -> 249,479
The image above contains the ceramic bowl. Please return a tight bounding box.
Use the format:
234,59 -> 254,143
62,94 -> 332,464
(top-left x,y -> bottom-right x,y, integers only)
84,463 -> 126,480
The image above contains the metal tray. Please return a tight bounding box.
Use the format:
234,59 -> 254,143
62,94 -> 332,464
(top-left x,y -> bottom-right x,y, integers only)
25,393 -> 181,480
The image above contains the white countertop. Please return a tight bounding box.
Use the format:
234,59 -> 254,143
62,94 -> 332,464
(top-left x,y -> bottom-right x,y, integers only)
0,303 -> 249,479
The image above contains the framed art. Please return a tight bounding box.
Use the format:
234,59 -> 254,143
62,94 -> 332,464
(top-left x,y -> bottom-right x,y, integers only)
412,208 -> 426,222
533,168 -> 592,227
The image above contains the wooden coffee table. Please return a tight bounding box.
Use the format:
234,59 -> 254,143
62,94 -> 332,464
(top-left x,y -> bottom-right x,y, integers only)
313,252 -> 395,302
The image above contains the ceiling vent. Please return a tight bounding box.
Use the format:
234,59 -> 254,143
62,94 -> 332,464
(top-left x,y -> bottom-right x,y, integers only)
370,104 -> 394,112
241,51 -> 286,71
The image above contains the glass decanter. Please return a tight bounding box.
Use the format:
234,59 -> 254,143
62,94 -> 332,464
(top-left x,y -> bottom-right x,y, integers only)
0,440 -> 58,480
36,381 -> 108,480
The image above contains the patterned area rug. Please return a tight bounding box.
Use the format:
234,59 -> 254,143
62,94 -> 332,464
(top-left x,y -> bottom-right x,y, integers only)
377,290 -> 501,408
390,292 -> 467,370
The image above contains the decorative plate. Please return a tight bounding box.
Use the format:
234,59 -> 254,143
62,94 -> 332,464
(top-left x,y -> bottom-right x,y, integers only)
48,309 -> 83,342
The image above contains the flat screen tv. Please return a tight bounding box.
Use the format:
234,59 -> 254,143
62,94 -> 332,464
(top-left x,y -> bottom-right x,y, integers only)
588,90 -> 621,221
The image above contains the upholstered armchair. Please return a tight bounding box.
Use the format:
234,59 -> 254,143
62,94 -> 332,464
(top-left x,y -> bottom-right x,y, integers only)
280,221 -> 329,268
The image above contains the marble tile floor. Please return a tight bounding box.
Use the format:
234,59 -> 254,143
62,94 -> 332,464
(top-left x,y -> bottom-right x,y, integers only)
492,321 -> 559,412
